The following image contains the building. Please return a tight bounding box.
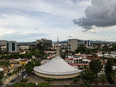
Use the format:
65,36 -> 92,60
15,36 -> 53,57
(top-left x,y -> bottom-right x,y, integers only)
7,41 -> 17,52
85,40 -> 91,47
34,41 -> 82,79
68,39 -> 78,52
65,55 -> 91,69
36,38 -> 52,47
0,40 -> 7,51
17,46 -> 29,51
36,38 -> 52,50
10,59 -> 31,68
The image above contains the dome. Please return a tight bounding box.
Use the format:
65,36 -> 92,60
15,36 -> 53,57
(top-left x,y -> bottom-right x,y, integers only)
34,56 -> 82,75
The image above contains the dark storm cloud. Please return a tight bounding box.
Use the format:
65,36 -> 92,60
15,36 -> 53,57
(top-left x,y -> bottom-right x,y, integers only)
73,0 -> 116,29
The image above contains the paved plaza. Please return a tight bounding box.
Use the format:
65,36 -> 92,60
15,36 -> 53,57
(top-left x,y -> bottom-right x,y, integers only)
27,74 -> 75,85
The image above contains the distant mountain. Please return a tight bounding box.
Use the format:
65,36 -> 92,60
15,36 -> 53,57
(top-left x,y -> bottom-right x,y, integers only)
18,39 -> 116,44
53,39 -> 116,44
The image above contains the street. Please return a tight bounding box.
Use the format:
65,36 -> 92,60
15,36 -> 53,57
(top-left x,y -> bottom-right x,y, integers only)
1,71 -> 26,87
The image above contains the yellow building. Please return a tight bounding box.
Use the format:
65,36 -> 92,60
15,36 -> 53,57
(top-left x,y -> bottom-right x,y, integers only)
19,60 -> 27,65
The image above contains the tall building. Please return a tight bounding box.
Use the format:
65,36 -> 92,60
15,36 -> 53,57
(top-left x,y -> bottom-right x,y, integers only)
68,39 -> 78,52
85,40 -> 91,47
7,41 -> 17,52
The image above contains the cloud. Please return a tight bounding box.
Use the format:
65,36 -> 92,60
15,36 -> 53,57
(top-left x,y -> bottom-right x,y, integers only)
0,0 -> 98,41
73,0 -> 116,29
89,30 -> 98,33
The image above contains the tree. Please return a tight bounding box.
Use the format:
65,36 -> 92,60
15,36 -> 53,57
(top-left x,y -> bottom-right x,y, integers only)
25,83 -> 36,87
73,77 -> 79,84
105,58 -> 114,84
100,74 -> 107,86
13,83 -> 25,87
25,66 -> 33,74
0,71 -> 4,85
110,70 -> 116,84
21,78 -> 28,83
38,82 -> 50,87
34,60 -> 41,66
81,68 -> 95,83
89,60 -> 102,84
25,61 -> 35,74
81,80 -> 92,87
45,78 -> 53,83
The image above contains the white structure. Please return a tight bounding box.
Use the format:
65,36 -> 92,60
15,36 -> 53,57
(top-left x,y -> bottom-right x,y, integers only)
112,66 -> 116,70
34,40 -> 82,79
68,39 -> 78,52
0,68 -> 3,71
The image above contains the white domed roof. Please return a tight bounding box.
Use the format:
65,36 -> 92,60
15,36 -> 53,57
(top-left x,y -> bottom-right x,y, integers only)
34,56 -> 82,75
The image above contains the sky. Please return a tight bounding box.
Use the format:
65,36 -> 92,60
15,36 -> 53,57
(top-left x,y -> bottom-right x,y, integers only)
0,0 -> 116,42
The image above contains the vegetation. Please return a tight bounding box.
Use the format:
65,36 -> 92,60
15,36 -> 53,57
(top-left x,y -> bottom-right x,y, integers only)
73,77 -> 79,84
25,83 -> 36,87
13,83 -> 25,87
38,82 -> 50,87
81,80 -> 92,87
0,71 -> 4,85
105,58 -> 114,84
45,78 -> 53,83
81,68 -> 95,83
75,45 -> 92,54
99,74 -> 107,86
21,78 -> 29,83
89,60 -> 102,84
25,59 -> 41,74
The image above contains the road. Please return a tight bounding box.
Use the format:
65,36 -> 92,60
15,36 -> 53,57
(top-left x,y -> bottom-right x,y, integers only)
1,71 -> 26,87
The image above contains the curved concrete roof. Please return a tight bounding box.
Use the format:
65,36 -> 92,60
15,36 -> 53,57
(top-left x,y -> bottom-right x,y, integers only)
34,56 -> 82,75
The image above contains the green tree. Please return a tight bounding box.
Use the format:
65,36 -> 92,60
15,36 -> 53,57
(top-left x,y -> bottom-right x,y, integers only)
13,83 -> 25,87
34,60 -> 41,66
110,70 -> 116,84
38,82 -> 50,87
100,74 -> 107,86
25,66 -> 33,74
25,83 -> 36,87
45,78 -> 53,83
89,60 -> 102,84
73,77 -> 79,84
25,59 -> 41,74
81,68 -> 95,83
0,71 -> 4,85
81,80 -> 92,87
21,78 -> 28,83
105,58 -> 114,84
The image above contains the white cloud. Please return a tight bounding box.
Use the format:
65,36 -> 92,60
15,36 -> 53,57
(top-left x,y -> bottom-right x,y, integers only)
89,30 -> 98,33
0,0 -> 115,42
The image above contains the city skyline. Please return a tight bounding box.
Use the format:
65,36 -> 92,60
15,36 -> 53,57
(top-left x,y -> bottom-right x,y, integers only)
0,0 -> 116,42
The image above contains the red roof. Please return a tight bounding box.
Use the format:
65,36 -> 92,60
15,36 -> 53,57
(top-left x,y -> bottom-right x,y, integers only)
69,63 -> 89,66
